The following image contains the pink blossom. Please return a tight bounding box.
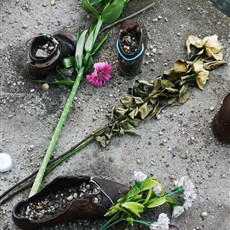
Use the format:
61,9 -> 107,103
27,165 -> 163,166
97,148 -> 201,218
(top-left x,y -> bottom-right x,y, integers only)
86,62 -> 112,87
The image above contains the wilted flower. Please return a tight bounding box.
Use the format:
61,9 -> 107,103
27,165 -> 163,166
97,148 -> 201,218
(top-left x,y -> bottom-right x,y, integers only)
203,35 -> 223,61
186,35 -> 223,61
134,171 -> 148,182
86,62 -> 112,87
150,213 -> 169,230
192,61 -> 209,90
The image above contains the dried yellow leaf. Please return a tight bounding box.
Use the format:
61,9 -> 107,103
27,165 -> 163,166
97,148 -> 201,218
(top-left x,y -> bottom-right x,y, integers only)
173,60 -> 188,74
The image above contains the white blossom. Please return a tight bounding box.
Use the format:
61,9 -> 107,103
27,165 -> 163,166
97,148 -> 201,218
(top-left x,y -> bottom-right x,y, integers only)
150,213 -> 169,230
134,171 -> 147,182
172,205 -> 185,218
153,185 -> 162,196
174,176 -> 196,210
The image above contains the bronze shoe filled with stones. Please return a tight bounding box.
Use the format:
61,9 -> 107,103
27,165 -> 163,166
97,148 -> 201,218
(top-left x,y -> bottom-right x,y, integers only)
116,19 -> 148,79
26,31 -> 76,80
211,93 -> 230,144
12,176 -> 129,230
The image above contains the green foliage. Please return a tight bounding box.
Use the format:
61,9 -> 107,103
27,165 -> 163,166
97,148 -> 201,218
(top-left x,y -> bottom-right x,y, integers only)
75,30 -> 88,69
81,0 -> 99,18
101,0 -> 124,24
100,175 -> 188,230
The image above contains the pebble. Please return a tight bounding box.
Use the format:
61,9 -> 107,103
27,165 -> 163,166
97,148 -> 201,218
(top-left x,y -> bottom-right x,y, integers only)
73,193 -> 78,199
156,114 -> 161,120
136,159 -> 141,164
209,106 -> 215,111
201,211 -> 208,219
51,0 -> 56,6
67,195 -> 73,201
41,83 -> 49,92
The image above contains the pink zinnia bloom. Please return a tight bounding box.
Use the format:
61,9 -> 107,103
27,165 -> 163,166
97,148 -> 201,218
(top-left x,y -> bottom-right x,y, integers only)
86,62 -> 112,87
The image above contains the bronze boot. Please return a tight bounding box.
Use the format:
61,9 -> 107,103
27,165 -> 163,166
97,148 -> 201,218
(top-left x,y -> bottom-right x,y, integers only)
116,19 -> 148,79
26,32 -> 76,80
212,93 -> 230,144
12,176 -> 129,230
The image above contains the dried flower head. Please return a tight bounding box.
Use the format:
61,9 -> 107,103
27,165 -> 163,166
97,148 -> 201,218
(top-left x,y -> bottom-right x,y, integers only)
192,61 -> 210,90
186,35 -> 223,61
86,62 -> 112,87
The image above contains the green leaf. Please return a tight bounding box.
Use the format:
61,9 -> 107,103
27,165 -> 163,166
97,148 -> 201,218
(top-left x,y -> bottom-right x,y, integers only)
85,18 -> 103,53
92,17 -> 103,44
104,204 -> 120,217
179,84 -> 192,104
203,60 -> 226,71
128,107 -> 139,120
138,102 -> 151,120
133,97 -> 144,105
114,106 -> 128,116
96,135 -> 108,147
161,79 -> 175,89
91,32 -> 109,56
85,29 -> 95,53
165,88 -> 179,93
81,0 -> 99,18
127,218 -> 134,226
143,188 -> 152,205
121,95 -> 133,108
120,121 -> 139,136
126,118 -> 142,127
75,30 -> 88,68
122,202 -> 144,218
32,79 -> 74,87
166,197 -> 176,205
90,0 -> 103,5
147,196 -> 167,208
55,67 -> 69,81
85,55 -> 94,72
101,0 -> 124,24
139,178 -> 156,192
130,194 -> 142,201
62,56 -> 75,68
138,80 -> 153,87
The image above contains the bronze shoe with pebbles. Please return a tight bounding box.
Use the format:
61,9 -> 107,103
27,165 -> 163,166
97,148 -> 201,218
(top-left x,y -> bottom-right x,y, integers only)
12,176 -> 129,230
116,19 -> 148,79
212,93 -> 230,144
26,32 -> 76,80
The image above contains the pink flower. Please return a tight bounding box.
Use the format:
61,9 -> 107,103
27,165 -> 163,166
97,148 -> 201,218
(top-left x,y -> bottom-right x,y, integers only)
86,62 -> 112,87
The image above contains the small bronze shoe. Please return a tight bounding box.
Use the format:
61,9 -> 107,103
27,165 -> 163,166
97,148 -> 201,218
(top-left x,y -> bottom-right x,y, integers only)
212,93 -> 230,144
116,19 -> 148,79
26,32 -> 76,80
12,176 -> 129,230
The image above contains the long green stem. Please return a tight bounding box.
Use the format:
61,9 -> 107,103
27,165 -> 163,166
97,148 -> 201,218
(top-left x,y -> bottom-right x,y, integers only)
100,2 -> 155,34
29,67 -> 85,197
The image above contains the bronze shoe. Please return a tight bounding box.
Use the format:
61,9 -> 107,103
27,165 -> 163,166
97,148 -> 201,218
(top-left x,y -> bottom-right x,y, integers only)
12,176 -> 129,230
116,19 -> 148,79
26,32 -> 76,80
212,93 -> 230,144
